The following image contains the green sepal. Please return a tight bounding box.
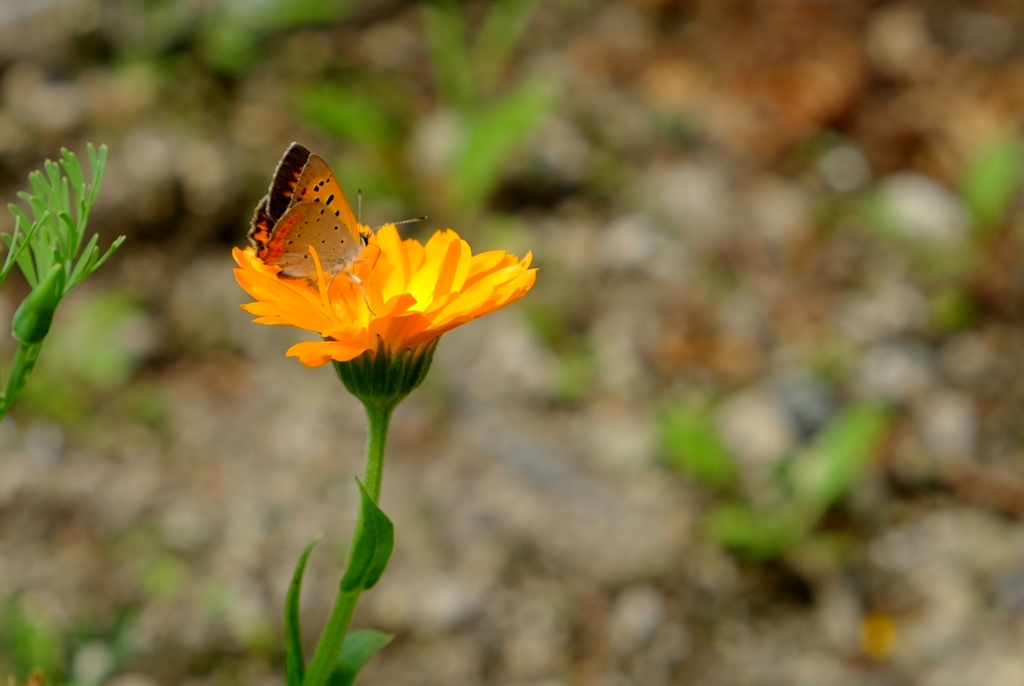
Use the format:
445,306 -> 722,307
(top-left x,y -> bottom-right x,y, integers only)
340,480 -> 394,593
12,263 -> 64,344
333,338 -> 439,412
327,630 -> 394,686
285,535 -> 322,686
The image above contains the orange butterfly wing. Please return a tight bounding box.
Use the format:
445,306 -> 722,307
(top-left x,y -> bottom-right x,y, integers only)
289,154 -> 361,235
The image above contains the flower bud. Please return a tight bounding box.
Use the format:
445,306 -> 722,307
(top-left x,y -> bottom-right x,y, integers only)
12,263 -> 64,345
333,337 -> 439,412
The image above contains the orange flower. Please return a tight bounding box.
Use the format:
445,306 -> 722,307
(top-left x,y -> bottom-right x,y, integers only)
233,225 -> 536,367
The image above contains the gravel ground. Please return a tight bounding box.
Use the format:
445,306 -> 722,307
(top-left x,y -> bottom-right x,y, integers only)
3,1 -> 1024,684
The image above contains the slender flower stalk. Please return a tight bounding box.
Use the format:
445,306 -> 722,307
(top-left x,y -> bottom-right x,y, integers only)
235,223 -> 535,686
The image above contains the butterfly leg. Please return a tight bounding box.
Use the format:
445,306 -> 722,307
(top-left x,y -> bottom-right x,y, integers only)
335,270 -> 376,316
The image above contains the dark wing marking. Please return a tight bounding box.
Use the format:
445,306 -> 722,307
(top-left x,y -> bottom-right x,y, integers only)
267,142 -> 312,220
248,196 -> 274,254
290,155 -> 359,232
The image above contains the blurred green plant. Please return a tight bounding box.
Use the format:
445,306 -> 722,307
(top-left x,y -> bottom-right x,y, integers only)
960,135 -> 1023,236
661,399 -> 890,560
0,145 -> 124,425
659,402 -> 737,491
422,0 -> 556,212
201,0 -> 350,73
424,0 -> 542,105
0,599 -> 63,682
19,291 -> 151,425
1,596 -> 139,685
294,0 -> 556,218
929,287 -> 978,333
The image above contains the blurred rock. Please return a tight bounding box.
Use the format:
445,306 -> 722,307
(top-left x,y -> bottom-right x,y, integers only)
865,6 -> 939,80
649,163 -> 732,247
900,563 -> 978,659
837,282 -> 927,344
775,374 -> 835,439
501,593 -> 566,679
591,3 -> 652,56
72,640 -> 114,684
922,639 -> 1024,686
360,20 -> 418,70
3,62 -> 84,133
168,254 -> 303,359
443,310 -> 557,403
879,173 -> 972,247
716,389 -> 796,468
107,674 -> 159,686
408,109 -> 464,177
819,144 -> 871,193
950,12 -> 1014,63
586,407 -> 656,473
177,139 -> 235,216
370,570 -> 484,635
815,578 -> 861,650
416,575 -> 484,634
993,563 -> 1024,614
22,420 -> 64,468
533,116 -> 591,183
459,457 -> 690,584
746,178 -> 814,250
856,342 -> 934,401
608,586 -> 665,654
914,390 -> 976,460
0,109 -> 32,157
161,501 -> 212,553
940,332 -> 994,384
592,306 -> 653,398
80,64 -> 157,127
599,214 -> 659,273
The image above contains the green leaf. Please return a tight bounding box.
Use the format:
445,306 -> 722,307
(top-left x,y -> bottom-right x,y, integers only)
87,143 -> 109,207
272,0 -> 349,28
789,402 -> 890,510
327,629 -> 393,686
960,135 -> 1023,234
451,78 -> 555,211
2,598 -> 63,678
423,0 -> 475,108
68,233 -> 100,289
286,536 -> 323,686
705,502 -> 811,560
475,0 -> 543,94
340,480 -> 394,592
660,403 -> 737,490
60,147 -> 85,196
297,86 -> 400,147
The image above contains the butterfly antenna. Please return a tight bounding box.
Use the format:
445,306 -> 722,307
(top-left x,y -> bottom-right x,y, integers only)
372,216 -> 427,232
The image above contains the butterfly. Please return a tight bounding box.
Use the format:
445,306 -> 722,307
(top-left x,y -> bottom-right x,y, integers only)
248,143 -> 370,279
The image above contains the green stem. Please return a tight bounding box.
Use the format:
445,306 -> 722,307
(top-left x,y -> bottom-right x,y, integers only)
0,341 -> 43,424
362,402 -> 394,503
303,590 -> 359,684
302,400 -> 396,686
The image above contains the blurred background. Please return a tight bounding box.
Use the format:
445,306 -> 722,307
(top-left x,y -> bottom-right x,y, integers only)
2,0 -> 1024,684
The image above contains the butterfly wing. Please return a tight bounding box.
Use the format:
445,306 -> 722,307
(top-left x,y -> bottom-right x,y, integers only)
267,143 -> 312,220
248,195 -> 274,253
288,154 -> 361,236
251,143 -> 369,277
261,201 -> 365,278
